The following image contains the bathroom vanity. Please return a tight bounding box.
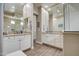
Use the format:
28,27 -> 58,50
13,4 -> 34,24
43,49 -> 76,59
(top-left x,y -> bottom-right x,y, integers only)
3,33 -> 32,55
3,13 -> 32,55
42,32 -> 63,49
41,4 -> 64,49
2,3 -> 34,55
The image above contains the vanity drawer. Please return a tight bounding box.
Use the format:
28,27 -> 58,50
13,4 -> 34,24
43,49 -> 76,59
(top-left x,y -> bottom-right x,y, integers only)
15,36 -> 24,40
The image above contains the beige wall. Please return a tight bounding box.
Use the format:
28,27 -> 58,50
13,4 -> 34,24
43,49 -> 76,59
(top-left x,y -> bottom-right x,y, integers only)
64,32 -> 79,56
64,4 -> 79,56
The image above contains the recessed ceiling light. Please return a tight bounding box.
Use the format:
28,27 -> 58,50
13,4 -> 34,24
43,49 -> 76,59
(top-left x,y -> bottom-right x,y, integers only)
26,4 -> 30,7
44,5 -> 48,8
11,20 -> 15,24
48,8 -> 51,11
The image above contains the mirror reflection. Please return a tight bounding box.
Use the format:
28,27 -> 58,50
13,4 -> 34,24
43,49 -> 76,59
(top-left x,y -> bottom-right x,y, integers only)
41,4 -> 64,33
3,3 -> 31,35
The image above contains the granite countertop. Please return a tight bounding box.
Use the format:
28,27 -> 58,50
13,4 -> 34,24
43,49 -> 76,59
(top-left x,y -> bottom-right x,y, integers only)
42,31 -> 63,34
3,32 -> 32,37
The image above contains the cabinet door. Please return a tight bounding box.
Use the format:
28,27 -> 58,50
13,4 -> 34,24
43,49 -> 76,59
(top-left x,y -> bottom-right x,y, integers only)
55,39 -> 61,48
55,35 -> 63,48
3,37 -> 19,55
42,34 -> 47,43
48,34 -> 55,45
15,36 -> 24,49
60,37 -> 63,48
21,35 -> 31,50
54,35 -> 61,48
44,34 -> 49,43
50,34 -> 56,46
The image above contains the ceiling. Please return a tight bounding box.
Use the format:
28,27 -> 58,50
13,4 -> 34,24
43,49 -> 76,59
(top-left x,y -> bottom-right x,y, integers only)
34,3 -> 56,8
34,3 -> 63,16
49,4 -> 63,17
4,3 -> 56,17
4,3 -> 25,17
4,3 -> 63,18
69,3 -> 79,11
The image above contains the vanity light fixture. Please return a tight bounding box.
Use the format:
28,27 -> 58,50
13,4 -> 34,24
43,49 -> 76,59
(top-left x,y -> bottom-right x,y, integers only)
21,22 -> 24,26
48,8 -> 51,11
11,20 -> 15,24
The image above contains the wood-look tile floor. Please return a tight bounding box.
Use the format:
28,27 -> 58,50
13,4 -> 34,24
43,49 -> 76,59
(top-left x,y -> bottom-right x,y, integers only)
24,43 -> 63,56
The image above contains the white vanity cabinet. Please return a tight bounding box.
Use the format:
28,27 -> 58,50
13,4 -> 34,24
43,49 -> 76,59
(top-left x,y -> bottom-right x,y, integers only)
14,36 -> 24,50
15,35 -> 31,51
42,33 -> 63,49
20,35 -> 31,50
42,34 -> 55,46
60,35 -> 63,48
3,36 -> 19,55
54,35 -> 62,48
3,34 -> 32,55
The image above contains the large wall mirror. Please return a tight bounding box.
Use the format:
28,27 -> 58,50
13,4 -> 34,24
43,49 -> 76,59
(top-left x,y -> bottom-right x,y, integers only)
50,4 -> 64,32
41,3 -> 64,33
3,3 -> 31,35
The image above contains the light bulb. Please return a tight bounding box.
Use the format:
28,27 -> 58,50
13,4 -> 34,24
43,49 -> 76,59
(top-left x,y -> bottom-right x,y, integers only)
11,20 -> 15,24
